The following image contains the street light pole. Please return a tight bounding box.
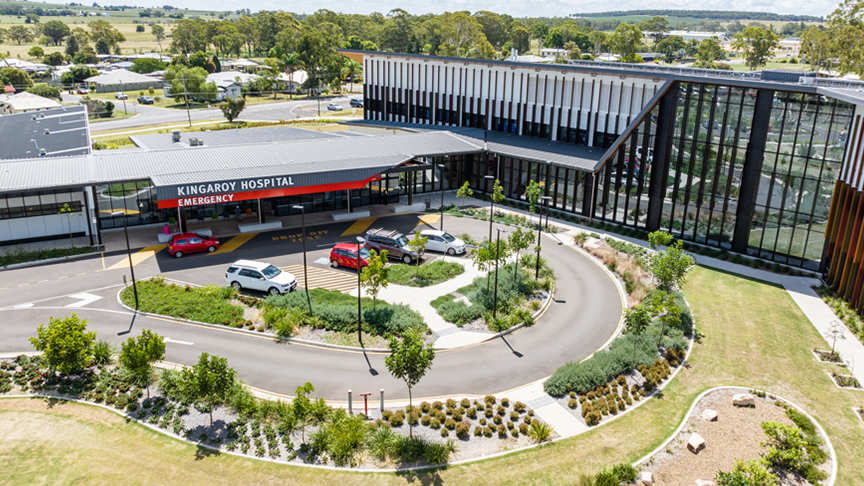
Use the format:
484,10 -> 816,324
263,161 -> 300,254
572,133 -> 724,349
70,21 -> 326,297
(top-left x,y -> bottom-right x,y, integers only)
439,162 -> 446,232
484,174 -> 495,243
113,211 -> 137,310
292,205 -> 311,314
493,228 -> 507,318
356,236 -> 365,347
535,196 -> 552,280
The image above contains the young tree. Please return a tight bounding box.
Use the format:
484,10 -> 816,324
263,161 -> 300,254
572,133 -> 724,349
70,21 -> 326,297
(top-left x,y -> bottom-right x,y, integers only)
119,329 -> 166,398
219,96 -> 246,123
647,231 -> 695,291
472,242 -> 495,291
456,181 -> 473,207
825,320 -> 846,354
624,304 -> 652,365
384,329 -> 435,438
525,180 -> 541,226
407,231 -> 428,273
292,382 -> 315,443
507,226 -> 534,277
732,26 -> 779,71
57,203 -> 79,249
29,313 -> 96,374
360,249 -> 389,309
151,24 -> 165,51
180,353 -> 237,425
647,291 -> 680,346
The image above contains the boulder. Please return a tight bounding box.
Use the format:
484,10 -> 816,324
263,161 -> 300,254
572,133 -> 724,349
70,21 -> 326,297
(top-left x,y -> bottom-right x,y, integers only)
701,409 -> 718,421
695,480 -> 717,486
641,471 -> 655,485
687,433 -> 705,453
732,394 -> 756,407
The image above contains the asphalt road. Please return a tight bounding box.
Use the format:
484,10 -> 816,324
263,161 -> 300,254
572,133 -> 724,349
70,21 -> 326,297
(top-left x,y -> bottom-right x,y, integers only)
0,214 -> 622,401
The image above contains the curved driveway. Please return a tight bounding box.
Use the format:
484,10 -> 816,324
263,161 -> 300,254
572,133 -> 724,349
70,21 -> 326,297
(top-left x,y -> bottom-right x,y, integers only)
0,217 -> 622,401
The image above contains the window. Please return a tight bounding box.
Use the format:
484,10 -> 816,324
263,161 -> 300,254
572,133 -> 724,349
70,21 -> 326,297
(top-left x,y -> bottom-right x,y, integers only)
395,236 -> 408,247
261,265 -> 281,279
189,238 -> 202,244
442,233 -> 455,242
176,239 -> 187,245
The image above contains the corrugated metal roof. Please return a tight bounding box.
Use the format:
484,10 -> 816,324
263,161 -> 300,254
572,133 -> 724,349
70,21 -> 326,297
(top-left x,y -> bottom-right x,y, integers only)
130,125 -> 355,151
0,106 -> 90,161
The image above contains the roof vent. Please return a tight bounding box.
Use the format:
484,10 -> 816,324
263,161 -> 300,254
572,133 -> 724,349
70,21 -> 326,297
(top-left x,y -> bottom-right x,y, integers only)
44,128 -> 50,135
39,148 -> 46,157
189,137 -> 203,146
172,130 -> 181,142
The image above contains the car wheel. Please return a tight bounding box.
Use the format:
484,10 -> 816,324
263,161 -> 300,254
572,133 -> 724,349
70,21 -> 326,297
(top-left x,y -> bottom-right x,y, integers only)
268,287 -> 280,296
447,248 -> 456,255
174,251 -> 183,258
402,254 -> 412,264
331,259 -> 339,268
207,246 -> 216,252
231,281 -> 242,291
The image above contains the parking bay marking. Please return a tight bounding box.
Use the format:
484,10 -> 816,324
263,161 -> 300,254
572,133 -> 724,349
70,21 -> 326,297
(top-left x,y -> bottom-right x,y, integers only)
165,338 -> 194,346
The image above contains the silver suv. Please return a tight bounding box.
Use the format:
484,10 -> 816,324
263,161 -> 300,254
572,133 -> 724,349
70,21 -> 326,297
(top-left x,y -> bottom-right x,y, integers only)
364,228 -> 418,264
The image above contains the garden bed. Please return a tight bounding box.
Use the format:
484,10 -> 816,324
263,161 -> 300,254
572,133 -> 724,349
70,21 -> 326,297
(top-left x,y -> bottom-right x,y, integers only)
639,388 -> 832,486
388,260 -> 464,287
0,245 -> 93,268
813,285 -> 864,347
120,277 -> 249,327
829,372 -> 862,390
811,349 -> 843,364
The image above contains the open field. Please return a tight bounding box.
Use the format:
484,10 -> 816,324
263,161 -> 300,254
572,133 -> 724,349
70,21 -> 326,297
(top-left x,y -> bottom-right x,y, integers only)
1,265 -> 862,485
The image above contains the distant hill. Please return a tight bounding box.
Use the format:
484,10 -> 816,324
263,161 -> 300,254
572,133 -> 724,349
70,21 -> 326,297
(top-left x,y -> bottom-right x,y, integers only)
570,10 -> 823,22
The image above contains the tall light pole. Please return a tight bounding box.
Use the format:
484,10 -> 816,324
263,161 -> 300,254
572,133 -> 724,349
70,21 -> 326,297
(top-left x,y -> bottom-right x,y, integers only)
439,162 -> 446,232
356,236 -> 365,347
485,174 -> 495,243
493,228 -> 507,318
112,210 -> 137,310
292,205 -> 311,313
535,196 -> 552,280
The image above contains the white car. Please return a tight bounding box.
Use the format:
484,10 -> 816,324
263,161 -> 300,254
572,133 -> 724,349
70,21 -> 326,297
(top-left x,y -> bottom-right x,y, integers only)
225,260 -> 297,296
420,230 -> 467,255
327,103 -> 343,111
114,92 -> 128,100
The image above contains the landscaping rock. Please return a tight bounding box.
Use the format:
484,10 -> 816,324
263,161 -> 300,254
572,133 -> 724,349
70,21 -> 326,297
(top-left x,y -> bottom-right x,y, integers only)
687,433 -> 705,453
732,394 -> 755,407
701,409 -> 718,421
641,471 -> 655,485
695,480 -> 716,486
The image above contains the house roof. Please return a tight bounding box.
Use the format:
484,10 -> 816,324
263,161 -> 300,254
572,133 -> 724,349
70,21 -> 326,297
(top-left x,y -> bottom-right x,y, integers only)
277,70 -> 309,85
85,70 -> 160,85
0,92 -> 62,112
207,72 -> 259,85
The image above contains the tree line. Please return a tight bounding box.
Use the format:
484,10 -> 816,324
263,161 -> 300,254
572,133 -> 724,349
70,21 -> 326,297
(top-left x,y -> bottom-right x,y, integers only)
570,10 -> 823,22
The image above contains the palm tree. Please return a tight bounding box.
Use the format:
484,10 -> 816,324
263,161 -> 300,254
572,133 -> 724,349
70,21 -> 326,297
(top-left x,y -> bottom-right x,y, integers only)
282,53 -> 305,98
340,59 -> 362,93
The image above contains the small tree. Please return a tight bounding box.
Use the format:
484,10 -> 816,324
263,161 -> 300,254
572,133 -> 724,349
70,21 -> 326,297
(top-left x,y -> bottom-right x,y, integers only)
647,291 -> 680,346
647,231 -> 695,291
456,181 -> 473,208
407,232 -> 428,273
624,304 -> 652,365
28,46 -> 44,58
384,329 -> 435,438
119,329 -> 165,398
293,382 -> 315,443
825,320 -> 846,354
471,241 -> 495,291
219,96 -> 246,123
508,226 -> 534,278
180,353 -> 237,425
58,202 -> 79,249
29,313 -> 96,374
525,180 -> 541,225
360,249 -> 389,309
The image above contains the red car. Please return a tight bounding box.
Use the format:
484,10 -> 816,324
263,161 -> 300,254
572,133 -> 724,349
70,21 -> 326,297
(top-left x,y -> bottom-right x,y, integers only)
167,232 -> 220,258
76,87 -> 89,95
329,243 -> 369,269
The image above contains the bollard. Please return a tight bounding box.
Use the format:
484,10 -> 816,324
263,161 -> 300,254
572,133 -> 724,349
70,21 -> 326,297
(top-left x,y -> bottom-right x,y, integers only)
361,392 -> 372,417
348,390 -> 352,415
380,389 -> 384,412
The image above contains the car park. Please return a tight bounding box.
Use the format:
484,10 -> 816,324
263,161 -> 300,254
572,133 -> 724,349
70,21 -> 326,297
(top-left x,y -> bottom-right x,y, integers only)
350,99 -> 363,108
330,243 -> 370,269
225,260 -> 296,295
420,230 -> 467,255
115,92 -> 128,100
365,228 -> 418,263
137,96 -> 154,104
167,232 -> 220,258
327,103 -> 344,111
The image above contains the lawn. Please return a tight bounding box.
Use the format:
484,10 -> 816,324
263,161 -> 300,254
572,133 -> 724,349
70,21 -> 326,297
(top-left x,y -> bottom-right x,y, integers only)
388,260 -> 464,287
748,223 -> 826,263
2,265 -> 863,485
88,109 -> 137,123
120,277 -> 247,327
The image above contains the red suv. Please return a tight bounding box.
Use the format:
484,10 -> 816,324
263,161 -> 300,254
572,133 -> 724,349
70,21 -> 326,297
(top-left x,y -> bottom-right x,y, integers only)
329,243 -> 370,269
167,233 -> 220,258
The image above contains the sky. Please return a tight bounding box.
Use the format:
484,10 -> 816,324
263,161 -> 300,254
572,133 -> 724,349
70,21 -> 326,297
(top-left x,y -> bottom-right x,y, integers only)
157,0 -> 838,19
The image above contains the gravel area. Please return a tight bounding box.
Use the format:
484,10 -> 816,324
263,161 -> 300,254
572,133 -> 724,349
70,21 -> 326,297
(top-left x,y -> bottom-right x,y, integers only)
641,389 -> 831,486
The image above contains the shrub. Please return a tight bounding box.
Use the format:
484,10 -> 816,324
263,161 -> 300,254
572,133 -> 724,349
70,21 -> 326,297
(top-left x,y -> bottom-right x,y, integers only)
479,418 -> 486,426
485,408 -> 493,418
513,401 -> 526,413
493,415 -> 502,425
585,411 -> 601,425
568,399 -> 578,409
382,410 -> 393,420
500,397 -> 510,407
460,398 -> 470,408
455,421 -> 470,438
497,406 -> 506,416
611,462 -> 637,482
432,401 -> 443,410
466,407 -> 477,419
484,395 -> 496,406
528,420 -> 553,443
475,401 -> 485,411
420,415 -> 431,426
92,340 -> 115,366
451,410 -> 462,421
446,398 -> 457,409
388,412 -> 404,427
483,426 -> 493,437
440,428 -> 449,437
430,418 -> 441,429
444,418 -> 456,430
473,426 -> 483,437
497,424 -> 508,437
420,401 -> 431,413
510,428 -> 519,437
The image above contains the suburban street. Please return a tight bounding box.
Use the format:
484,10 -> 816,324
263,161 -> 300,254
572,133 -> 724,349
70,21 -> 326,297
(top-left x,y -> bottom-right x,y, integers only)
0,214 -> 622,401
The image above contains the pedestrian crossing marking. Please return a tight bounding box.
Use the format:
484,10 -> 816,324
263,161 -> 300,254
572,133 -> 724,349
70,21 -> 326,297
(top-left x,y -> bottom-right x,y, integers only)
419,214 -> 441,226
340,217 -> 377,236
280,264 -> 358,293
212,232 -> 258,254
106,244 -> 163,270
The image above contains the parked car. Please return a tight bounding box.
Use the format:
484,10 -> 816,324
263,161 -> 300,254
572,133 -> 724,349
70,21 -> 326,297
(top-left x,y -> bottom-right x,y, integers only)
167,232 -> 220,258
327,103 -> 343,111
114,92 -> 128,100
420,230 -> 467,255
330,243 -> 370,269
349,99 -> 363,108
364,228 -> 418,263
76,87 -> 89,95
137,96 -> 154,104
225,260 -> 297,295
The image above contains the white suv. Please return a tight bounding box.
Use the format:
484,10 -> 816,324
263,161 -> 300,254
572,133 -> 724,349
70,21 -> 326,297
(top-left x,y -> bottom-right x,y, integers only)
420,230 -> 467,255
225,260 -> 297,296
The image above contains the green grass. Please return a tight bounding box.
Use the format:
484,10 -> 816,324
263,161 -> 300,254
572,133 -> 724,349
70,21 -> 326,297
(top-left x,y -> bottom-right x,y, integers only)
120,277 -> 247,327
430,293 -> 455,310
0,245 -> 92,267
748,223 -> 825,262
3,265 -> 864,485
388,260 -> 465,287
88,109 -> 137,123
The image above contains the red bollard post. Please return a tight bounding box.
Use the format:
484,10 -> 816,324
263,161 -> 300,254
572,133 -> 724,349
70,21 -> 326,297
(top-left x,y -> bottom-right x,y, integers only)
360,392 -> 372,418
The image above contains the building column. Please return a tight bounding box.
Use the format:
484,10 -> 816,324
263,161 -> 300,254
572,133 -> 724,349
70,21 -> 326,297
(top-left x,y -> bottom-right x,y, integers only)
732,89 -> 775,254
646,83 -> 678,232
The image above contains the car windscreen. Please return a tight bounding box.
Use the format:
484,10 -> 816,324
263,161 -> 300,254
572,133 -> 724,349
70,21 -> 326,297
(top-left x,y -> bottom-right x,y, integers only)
261,265 -> 281,279
396,236 -> 408,247
442,233 -> 456,242
359,248 -> 370,259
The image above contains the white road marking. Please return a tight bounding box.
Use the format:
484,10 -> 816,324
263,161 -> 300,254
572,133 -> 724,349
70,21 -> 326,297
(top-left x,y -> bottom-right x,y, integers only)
11,303 -> 33,309
165,338 -> 194,346
65,292 -> 103,308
